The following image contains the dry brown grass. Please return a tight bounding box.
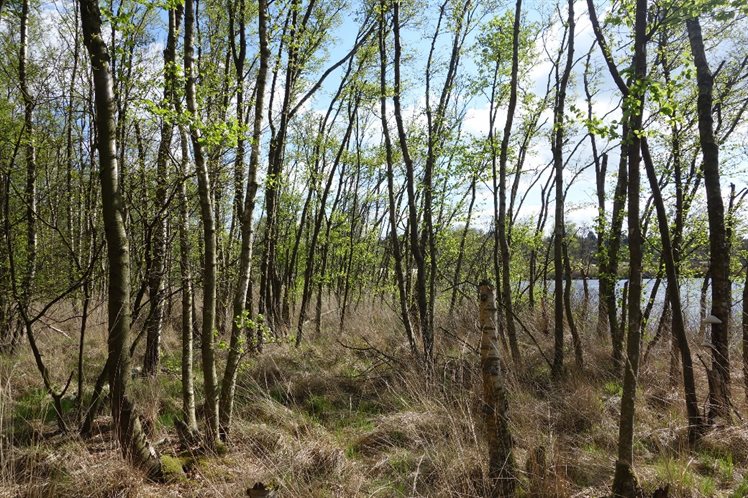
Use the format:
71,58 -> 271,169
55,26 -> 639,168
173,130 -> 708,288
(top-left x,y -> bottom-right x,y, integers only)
1,297 -> 748,496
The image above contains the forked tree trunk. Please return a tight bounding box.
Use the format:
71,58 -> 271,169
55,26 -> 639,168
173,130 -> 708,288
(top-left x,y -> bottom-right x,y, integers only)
551,0 -> 574,379
478,281 -> 516,498
219,0 -> 269,438
378,1 -> 416,354
79,0 -> 163,478
392,0 -> 431,363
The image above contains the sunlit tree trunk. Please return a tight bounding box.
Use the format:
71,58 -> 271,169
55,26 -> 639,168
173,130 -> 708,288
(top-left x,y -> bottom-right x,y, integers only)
177,126 -> 198,433
79,0 -> 163,477
184,0 -> 220,443
478,281 -> 516,497
219,0 -> 269,439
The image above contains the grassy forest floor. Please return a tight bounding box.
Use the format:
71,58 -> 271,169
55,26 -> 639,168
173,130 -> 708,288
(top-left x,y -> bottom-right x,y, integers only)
1,300 -> 748,497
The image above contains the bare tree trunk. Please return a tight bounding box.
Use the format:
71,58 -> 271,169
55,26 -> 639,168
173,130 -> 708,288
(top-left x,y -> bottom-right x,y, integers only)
478,281 -> 516,498
586,0 -> 629,370
79,0 -> 163,477
584,48 -> 609,341
551,0 -> 574,379
606,146 -> 628,370
178,126 -> 198,433
76,277 -> 91,409
339,128 -> 364,332
260,3 -> 296,331
497,0 -> 523,364
144,5 -> 180,377
392,0 -> 430,363
19,0 -> 37,349
0,168 -> 9,351
562,241 -> 582,369
699,272 -> 710,338
641,139 -> 704,443
219,0 -> 269,438
184,0 -> 219,443
297,88 -> 359,346
612,0 -> 646,494
687,16 -> 731,424
449,177 -> 476,316
379,1 -> 416,354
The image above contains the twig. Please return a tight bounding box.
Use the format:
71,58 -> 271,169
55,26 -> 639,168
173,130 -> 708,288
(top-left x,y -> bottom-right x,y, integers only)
438,326 -> 479,354
497,300 -> 553,370
336,337 -> 405,369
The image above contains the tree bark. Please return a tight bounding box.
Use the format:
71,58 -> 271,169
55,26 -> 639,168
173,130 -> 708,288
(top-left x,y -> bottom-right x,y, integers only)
641,138 -> 703,444
478,281 -> 516,498
79,0 -> 163,477
379,0 -> 416,354
551,0 -> 574,379
742,262 -> 748,404
449,177 -> 476,316
144,5 -> 180,376
184,0 -> 220,443
612,0 -> 646,494
586,0 -> 629,370
178,125 -> 198,433
497,0 -> 523,364
392,0 -> 430,363
219,0 -> 269,438
687,15 -> 731,424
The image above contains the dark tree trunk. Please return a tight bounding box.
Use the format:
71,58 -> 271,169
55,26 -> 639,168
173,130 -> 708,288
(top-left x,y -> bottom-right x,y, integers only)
586,0 -> 629,370
612,0 -> 646,494
687,16 -> 731,423
378,2 -> 416,353
742,262 -> 748,404
497,0 -> 522,364
551,0 -> 574,379
641,139 -> 704,443
392,0 -> 430,363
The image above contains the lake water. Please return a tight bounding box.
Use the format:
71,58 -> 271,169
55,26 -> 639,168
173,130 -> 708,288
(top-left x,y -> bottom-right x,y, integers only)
539,278 -> 745,330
